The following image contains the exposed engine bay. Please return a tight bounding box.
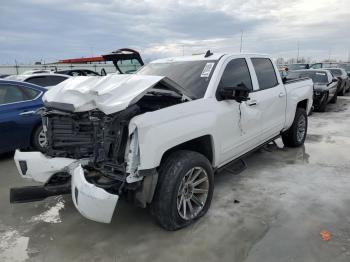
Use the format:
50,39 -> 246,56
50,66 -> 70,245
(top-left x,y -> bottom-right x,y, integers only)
41,90 -> 187,196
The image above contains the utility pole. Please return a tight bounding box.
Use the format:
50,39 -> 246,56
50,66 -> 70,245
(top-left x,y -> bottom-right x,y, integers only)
297,41 -> 300,63
239,30 -> 243,53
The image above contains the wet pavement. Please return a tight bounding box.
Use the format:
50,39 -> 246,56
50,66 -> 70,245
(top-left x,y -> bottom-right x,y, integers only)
1,95 -> 350,262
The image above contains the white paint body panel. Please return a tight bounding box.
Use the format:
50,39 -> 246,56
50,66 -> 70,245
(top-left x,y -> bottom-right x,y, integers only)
14,150 -> 77,183
71,165 -> 118,223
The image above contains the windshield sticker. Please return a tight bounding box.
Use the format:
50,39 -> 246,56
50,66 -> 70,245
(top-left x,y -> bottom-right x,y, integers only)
200,63 -> 215,78
316,73 -> 326,76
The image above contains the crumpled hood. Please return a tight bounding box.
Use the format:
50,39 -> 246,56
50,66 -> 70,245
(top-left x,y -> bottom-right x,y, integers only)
43,74 -> 183,114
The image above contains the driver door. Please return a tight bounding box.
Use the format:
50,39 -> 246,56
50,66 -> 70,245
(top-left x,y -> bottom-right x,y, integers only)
215,58 -> 263,166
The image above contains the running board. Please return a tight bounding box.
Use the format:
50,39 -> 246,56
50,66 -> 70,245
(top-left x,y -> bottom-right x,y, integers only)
10,184 -> 70,203
217,159 -> 247,175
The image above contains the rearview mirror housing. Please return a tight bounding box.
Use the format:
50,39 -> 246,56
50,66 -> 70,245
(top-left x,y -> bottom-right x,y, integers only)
218,83 -> 250,103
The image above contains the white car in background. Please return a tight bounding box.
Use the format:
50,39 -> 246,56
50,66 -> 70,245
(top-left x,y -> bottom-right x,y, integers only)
21,69 -> 55,75
5,73 -> 70,88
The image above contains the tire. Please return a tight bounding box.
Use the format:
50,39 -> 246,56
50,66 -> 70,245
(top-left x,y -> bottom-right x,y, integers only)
32,125 -> 46,152
282,108 -> 308,147
339,84 -> 345,96
151,150 -> 214,231
330,91 -> 337,104
317,92 -> 328,112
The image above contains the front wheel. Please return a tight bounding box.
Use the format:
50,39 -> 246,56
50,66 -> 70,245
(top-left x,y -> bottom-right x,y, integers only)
282,108 -> 308,147
151,150 -> 214,231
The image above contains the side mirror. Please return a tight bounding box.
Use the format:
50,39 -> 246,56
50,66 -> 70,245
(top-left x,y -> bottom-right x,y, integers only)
101,68 -> 107,76
218,83 -> 250,103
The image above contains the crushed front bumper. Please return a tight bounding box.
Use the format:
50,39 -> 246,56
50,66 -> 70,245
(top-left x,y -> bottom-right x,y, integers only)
13,150 -> 119,223
14,150 -> 78,183
71,165 -> 119,223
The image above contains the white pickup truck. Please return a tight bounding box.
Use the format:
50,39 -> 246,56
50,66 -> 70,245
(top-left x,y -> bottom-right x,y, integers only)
11,52 -> 313,230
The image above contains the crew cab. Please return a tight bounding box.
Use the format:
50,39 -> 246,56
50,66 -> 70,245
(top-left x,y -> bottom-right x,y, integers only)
11,53 -> 313,230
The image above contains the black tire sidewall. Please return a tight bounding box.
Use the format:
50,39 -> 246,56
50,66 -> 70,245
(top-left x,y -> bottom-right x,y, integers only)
151,150 -> 214,230
32,125 -> 45,152
318,92 -> 328,112
292,108 -> 307,146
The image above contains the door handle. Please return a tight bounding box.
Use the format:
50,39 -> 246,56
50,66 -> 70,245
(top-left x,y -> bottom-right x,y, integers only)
279,92 -> 285,97
247,100 -> 258,106
19,110 -> 36,116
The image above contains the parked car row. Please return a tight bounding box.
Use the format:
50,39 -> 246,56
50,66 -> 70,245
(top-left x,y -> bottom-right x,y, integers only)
281,63 -> 350,112
0,49 -> 147,154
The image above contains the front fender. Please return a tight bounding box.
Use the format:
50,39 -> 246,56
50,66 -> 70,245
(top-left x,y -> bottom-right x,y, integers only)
129,100 -> 217,170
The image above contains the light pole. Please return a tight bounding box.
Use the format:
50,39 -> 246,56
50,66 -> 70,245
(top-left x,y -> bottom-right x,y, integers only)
240,30 -> 243,53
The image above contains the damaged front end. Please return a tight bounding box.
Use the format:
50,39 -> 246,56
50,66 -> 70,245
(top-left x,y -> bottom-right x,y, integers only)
12,74 -> 189,223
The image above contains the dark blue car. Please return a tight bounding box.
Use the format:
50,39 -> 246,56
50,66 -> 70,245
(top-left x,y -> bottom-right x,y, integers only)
0,80 -> 46,154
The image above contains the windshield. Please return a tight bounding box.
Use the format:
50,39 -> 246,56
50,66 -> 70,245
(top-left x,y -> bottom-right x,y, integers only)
287,64 -> 308,70
136,60 -> 218,98
288,71 -> 328,84
328,69 -> 342,76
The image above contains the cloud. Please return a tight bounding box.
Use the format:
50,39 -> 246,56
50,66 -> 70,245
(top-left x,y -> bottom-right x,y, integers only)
0,0 -> 349,63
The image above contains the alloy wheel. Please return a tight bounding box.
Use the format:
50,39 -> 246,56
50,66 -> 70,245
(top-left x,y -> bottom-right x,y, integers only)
177,167 -> 209,220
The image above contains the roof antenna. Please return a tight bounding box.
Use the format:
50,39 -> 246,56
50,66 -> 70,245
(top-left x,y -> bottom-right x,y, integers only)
204,50 -> 213,58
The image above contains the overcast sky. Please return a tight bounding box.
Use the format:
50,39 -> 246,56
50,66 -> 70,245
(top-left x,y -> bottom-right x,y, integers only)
1,0 -> 350,64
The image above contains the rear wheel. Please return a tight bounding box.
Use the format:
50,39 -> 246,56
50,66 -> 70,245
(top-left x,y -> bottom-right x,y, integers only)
317,92 -> 328,112
339,84 -> 346,96
151,150 -> 214,231
282,108 -> 307,147
32,125 -> 46,152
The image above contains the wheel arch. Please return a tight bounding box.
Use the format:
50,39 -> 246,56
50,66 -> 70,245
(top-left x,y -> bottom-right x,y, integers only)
159,135 -> 215,167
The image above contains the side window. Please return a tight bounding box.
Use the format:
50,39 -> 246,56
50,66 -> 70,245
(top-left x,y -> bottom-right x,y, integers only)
251,58 -> 278,90
310,63 -> 322,69
219,58 -> 253,90
23,87 -> 40,99
26,76 -> 67,87
0,84 -> 27,105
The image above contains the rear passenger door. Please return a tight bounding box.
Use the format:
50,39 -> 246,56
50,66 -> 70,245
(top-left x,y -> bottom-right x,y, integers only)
250,58 -> 286,140
0,83 -> 42,152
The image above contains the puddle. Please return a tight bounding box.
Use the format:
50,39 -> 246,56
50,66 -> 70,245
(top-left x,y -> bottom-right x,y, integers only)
0,229 -> 29,262
30,198 -> 65,224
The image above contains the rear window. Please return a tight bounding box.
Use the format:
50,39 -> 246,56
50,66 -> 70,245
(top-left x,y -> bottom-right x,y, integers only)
288,71 -> 328,84
25,75 -> 68,87
251,58 -> 278,90
0,84 -> 40,105
287,64 -> 308,70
